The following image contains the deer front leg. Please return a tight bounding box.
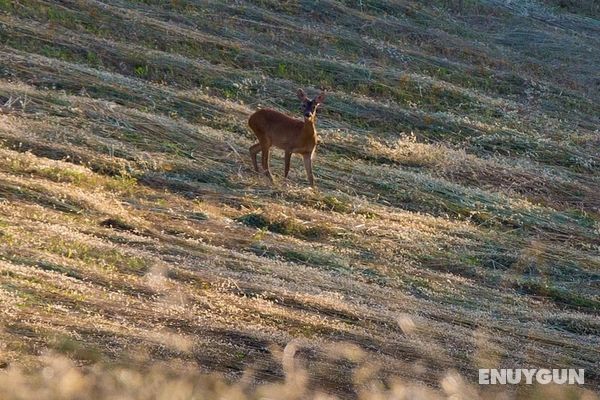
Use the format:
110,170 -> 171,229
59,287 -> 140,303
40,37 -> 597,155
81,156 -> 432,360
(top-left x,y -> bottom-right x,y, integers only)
249,143 -> 261,172
284,151 -> 292,178
302,152 -> 314,187
261,145 -> 273,182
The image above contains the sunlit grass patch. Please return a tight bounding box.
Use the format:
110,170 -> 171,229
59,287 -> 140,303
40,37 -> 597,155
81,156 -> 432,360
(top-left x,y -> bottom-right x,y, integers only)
0,0 -> 599,394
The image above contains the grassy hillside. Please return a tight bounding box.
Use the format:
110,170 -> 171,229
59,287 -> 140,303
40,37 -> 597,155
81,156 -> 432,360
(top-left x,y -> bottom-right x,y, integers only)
0,0 -> 599,398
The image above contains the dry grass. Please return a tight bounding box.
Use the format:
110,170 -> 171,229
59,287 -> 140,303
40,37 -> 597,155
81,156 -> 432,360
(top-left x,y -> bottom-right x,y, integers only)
0,0 -> 599,398
0,352 -> 597,400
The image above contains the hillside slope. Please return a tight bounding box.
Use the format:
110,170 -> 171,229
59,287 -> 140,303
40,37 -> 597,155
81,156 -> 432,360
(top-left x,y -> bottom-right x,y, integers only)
0,0 -> 599,397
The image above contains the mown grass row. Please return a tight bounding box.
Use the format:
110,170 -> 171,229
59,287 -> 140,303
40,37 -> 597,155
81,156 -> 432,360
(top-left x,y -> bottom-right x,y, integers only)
1,0 -> 599,391
2,0 -> 597,179
2,111 -> 598,315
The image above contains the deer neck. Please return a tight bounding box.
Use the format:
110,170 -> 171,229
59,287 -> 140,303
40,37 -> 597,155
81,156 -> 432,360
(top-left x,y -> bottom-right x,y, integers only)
302,118 -> 317,144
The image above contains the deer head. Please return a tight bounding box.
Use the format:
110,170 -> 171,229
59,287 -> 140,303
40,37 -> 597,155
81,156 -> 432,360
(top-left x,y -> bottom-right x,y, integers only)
297,89 -> 326,122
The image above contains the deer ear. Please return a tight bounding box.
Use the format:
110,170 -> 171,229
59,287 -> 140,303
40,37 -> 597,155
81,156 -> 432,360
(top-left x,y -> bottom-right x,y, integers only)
314,91 -> 326,104
297,89 -> 308,102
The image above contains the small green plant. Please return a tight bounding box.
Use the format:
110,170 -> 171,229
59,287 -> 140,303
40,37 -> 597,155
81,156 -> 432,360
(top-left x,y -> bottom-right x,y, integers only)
277,62 -> 287,76
134,65 -> 149,77
105,175 -> 138,194
319,195 -> 352,213
51,336 -> 103,363
40,46 -> 72,61
235,213 -> 270,229
517,280 -> 600,311
37,166 -> 87,184
46,7 -> 69,23
188,212 -> 209,221
236,213 -> 331,241
86,50 -> 101,66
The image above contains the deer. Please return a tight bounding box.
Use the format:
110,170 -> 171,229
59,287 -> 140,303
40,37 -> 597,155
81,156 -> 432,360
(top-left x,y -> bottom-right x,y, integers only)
247,89 -> 325,187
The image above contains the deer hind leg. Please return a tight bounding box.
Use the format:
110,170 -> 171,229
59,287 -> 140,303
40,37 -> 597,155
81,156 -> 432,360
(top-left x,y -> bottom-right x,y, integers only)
302,152 -> 314,187
261,143 -> 273,182
249,143 -> 261,172
284,151 -> 292,178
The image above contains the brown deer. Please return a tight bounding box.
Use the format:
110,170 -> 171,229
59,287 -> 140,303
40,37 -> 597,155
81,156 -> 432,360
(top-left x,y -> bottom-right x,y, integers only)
248,89 -> 325,186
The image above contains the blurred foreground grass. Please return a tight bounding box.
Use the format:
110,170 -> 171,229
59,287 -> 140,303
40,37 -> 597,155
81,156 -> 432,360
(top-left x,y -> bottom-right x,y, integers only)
0,0 -> 599,397
0,350 -> 596,400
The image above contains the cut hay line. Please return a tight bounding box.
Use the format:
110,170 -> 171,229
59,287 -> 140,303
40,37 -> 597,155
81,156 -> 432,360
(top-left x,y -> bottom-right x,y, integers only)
0,0 -> 599,394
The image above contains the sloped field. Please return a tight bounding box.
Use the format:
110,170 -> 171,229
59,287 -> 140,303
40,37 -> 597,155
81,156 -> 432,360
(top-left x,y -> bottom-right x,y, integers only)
0,0 -> 599,398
